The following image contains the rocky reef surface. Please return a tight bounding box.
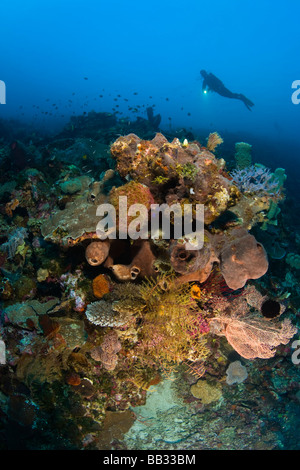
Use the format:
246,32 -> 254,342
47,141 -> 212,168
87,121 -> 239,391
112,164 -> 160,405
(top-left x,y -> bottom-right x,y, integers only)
0,112 -> 299,450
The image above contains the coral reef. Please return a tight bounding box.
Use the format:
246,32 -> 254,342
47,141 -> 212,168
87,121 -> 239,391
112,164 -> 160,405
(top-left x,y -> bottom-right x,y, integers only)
110,132 -> 239,224
0,115 -> 297,451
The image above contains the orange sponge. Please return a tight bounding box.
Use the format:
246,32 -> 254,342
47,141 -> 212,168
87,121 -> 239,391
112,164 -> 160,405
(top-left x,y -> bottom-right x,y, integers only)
92,274 -> 110,299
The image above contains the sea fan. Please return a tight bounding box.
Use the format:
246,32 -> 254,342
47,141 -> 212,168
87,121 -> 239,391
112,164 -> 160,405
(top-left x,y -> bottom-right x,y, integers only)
210,312 -> 297,359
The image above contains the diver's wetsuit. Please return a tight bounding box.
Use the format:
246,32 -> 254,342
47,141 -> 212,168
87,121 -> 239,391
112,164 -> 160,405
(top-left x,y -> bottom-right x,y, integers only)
200,70 -> 254,111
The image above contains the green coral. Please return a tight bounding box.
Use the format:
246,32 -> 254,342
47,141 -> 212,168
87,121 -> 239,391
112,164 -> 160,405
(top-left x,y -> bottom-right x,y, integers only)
286,253 -> 300,269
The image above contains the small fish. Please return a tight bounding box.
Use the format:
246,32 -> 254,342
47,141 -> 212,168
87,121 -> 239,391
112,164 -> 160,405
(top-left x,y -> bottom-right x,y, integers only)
84,77 -> 88,80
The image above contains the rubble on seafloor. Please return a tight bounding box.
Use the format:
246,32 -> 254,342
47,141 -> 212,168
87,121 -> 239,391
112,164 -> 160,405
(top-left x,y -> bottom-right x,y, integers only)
0,113 -> 299,450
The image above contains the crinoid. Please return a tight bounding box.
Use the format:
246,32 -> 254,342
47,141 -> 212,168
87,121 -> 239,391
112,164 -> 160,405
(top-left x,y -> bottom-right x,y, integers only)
125,363 -> 161,392
184,360 -> 206,380
136,274 -> 210,370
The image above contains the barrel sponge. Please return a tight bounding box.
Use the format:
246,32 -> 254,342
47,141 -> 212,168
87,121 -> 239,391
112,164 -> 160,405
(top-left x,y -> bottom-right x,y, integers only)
234,142 -> 252,169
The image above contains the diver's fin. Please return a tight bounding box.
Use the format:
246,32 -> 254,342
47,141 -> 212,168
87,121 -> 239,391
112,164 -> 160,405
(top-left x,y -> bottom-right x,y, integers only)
239,94 -> 254,111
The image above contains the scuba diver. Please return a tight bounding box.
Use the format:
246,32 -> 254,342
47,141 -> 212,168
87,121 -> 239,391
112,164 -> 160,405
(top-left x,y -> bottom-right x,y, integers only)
200,70 -> 254,111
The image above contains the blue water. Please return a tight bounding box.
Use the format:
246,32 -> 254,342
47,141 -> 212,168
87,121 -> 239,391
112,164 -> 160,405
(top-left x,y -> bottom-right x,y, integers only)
1,0 -> 299,143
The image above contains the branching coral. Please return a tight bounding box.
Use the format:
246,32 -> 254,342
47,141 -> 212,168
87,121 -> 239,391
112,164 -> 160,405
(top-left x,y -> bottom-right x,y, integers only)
230,165 -> 281,196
